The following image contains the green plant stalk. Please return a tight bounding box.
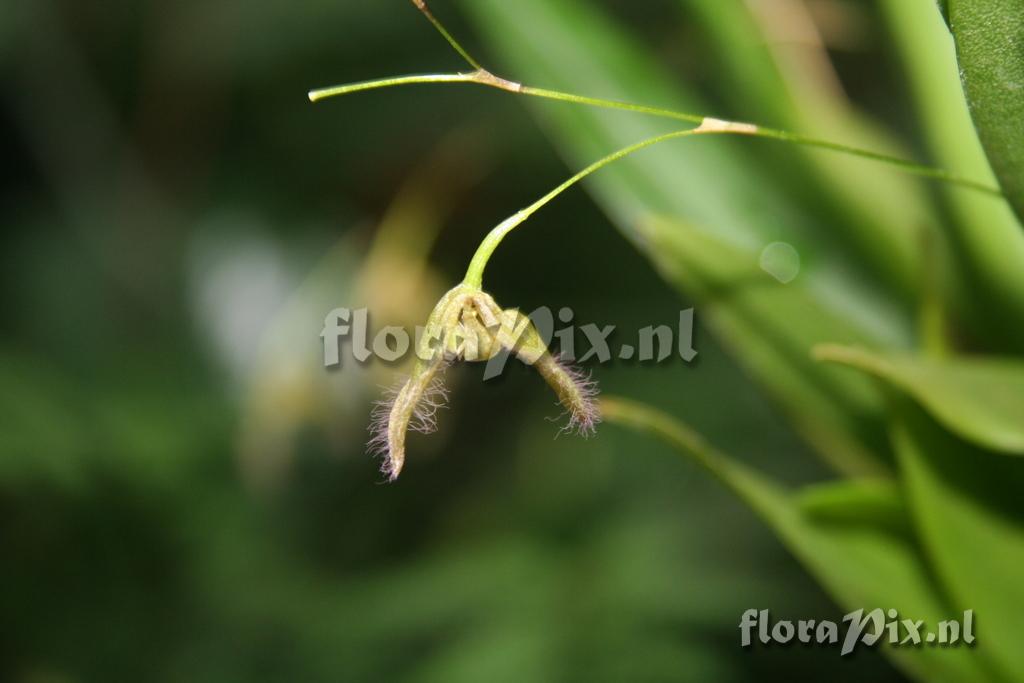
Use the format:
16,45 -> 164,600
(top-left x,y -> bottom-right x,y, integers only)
309,71 -> 999,198
461,122 -> 764,287
411,0 -> 483,71
307,72 -> 701,124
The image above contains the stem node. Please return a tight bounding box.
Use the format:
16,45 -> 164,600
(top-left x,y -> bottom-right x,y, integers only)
475,69 -> 522,93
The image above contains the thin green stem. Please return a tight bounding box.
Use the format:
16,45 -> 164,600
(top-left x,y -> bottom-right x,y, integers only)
519,85 -> 703,125
308,71 -> 1000,197
308,73 -> 479,102
753,128 -> 1000,195
461,111 -> 1007,286
462,124 -> 754,287
522,85 -> 996,193
411,0 -> 483,71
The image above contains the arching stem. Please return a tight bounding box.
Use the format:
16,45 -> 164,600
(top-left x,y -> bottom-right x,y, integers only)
462,120 -> 757,288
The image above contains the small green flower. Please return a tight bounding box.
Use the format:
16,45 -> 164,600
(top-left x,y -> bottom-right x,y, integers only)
369,284 -> 599,480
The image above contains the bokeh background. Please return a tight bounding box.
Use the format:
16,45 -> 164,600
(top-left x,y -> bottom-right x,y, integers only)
0,0 -> 966,680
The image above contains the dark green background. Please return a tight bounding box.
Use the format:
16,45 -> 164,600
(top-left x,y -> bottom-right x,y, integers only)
0,1 -> 920,680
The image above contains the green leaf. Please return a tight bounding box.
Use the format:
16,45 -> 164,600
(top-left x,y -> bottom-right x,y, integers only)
949,0 -> 1024,224
602,397 -> 991,683
816,345 -> 1024,455
640,217 -> 890,476
681,0 -> 936,297
893,400 -> 1024,681
797,479 -> 909,535
880,0 -> 1024,351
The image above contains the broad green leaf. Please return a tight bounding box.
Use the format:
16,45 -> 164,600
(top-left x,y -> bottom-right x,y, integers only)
641,217 -> 890,476
949,0 -> 1024,224
816,344 -> 1024,455
603,397 -> 990,683
893,400 -> 1024,681
880,0 -> 1024,351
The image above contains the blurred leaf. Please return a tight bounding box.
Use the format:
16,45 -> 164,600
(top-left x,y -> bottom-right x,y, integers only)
817,345 -> 1024,455
603,397 -> 989,683
893,400 -> 1024,681
797,479 -> 908,534
880,0 -> 1024,350
641,216 -> 890,476
683,0 -> 933,297
949,0 -> 1024,224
